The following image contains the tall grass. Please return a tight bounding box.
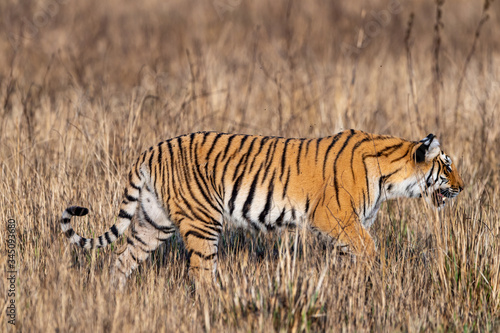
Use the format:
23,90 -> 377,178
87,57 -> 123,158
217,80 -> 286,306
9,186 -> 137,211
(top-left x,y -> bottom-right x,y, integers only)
1,0 -> 499,331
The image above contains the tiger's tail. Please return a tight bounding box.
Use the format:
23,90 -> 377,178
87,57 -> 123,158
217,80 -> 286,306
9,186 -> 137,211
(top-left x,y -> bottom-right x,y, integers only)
60,164 -> 145,250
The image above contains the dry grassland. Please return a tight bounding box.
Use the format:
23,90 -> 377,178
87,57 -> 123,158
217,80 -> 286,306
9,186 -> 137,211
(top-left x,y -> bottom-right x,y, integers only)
1,0 -> 499,331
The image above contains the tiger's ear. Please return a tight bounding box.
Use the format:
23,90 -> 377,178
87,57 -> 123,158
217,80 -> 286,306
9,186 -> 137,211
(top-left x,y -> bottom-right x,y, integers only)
414,134 -> 440,163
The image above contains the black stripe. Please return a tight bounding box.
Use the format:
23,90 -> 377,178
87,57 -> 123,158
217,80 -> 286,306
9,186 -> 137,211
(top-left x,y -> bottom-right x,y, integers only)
174,193 -> 196,220
296,140 -> 304,174
282,167 -> 291,199
248,219 -> 262,231
203,222 -> 223,233
105,232 -> 112,244
239,137 -> 257,167
360,142 -> 407,207
67,206 -> 89,216
390,147 -> 411,163
229,173 -> 244,215
65,229 -> 75,238
238,135 -> 250,151
380,143 -> 404,156
305,195 -> 310,214
176,136 -> 188,181
191,224 -> 219,237
230,151 -> 248,182
132,234 -> 148,247
125,187 -> 138,202
405,182 -> 416,194
189,250 -> 218,261
118,209 -> 133,220
363,143 -> 405,162
139,151 -> 148,168
161,143 -> 168,202
156,141 -> 164,193
200,132 -> 210,146
323,132 -> 344,179
110,225 -> 119,237
127,237 -> 135,246
211,152 -> 224,199
177,191 -> 215,224
176,172 -> 219,221
305,139 -> 312,156
185,230 -> 218,242
222,134 -> 238,160
61,218 -> 71,224
79,238 -> 86,248
141,203 -> 175,232
242,137 -> 259,171
434,161 -> 442,184
129,178 -> 141,190
280,139 -> 292,181
377,169 -> 400,203
206,133 -> 223,162
426,160 -> 436,187
315,138 -> 322,163
258,141 -> 276,185
259,171 -> 276,223
212,151 -> 222,178
362,190 -> 366,216
333,131 -> 356,206
126,194 -> 138,202
166,140 -> 177,194
249,137 -> 268,170
191,144 -> 222,213
134,161 -> 141,180
350,200 -> 357,218
148,148 -> 155,173
242,166 -> 263,219
264,140 -> 278,172
349,136 -> 372,181
275,208 -> 286,227
363,159 -> 371,207
98,235 -> 104,247
188,134 -> 197,171
189,266 -> 213,271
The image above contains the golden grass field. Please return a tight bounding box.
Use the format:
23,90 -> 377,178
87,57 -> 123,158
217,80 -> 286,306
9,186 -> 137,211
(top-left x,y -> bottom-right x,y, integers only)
1,0 -> 499,331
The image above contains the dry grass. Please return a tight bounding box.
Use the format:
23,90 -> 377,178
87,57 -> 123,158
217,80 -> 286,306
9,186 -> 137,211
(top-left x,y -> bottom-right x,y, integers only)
1,0 -> 499,331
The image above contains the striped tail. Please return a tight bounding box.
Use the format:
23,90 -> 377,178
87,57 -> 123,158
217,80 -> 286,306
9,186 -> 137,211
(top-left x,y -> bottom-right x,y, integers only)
60,165 -> 145,249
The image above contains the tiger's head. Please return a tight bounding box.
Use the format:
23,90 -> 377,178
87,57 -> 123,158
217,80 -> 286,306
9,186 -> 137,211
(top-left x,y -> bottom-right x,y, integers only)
412,134 -> 464,208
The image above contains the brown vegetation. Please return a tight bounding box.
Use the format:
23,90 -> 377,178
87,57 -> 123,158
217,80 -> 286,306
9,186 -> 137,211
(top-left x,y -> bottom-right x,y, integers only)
1,0 -> 499,331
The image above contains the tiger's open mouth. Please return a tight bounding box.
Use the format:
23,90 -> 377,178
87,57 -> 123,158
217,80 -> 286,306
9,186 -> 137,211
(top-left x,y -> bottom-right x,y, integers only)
431,188 -> 457,207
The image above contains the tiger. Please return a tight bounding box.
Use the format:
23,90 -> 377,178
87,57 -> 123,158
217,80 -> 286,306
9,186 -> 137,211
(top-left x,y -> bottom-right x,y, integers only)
61,130 -> 464,289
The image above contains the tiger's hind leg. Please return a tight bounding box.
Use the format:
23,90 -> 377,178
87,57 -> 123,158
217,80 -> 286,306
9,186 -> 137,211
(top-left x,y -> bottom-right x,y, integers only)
111,189 -> 175,290
178,217 -> 222,287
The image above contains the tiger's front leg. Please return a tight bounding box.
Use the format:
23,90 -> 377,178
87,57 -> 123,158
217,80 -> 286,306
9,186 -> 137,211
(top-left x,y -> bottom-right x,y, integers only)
311,206 -> 376,261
